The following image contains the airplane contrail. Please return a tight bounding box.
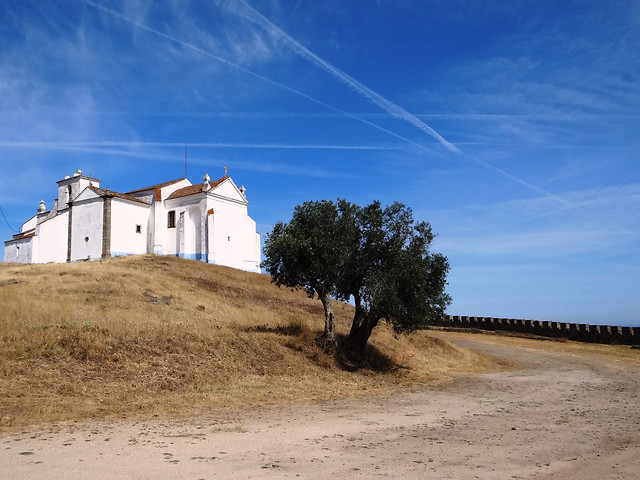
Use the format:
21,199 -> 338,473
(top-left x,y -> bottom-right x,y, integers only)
82,0 -> 568,204
223,1 -> 574,204
227,0 -> 460,154
81,0 -> 446,160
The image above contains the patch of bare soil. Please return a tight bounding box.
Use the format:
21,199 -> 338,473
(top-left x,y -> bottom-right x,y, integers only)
2,333 -> 638,479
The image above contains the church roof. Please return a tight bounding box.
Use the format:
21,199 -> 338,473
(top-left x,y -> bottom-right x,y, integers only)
166,177 -> 227,200
125,178 -> 187,195
8,228 -> 36,242
89,186 -> 150,205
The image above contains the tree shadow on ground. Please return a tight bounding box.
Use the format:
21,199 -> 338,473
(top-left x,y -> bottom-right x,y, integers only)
244,324 -> 398,373
244,323 -> 305,336
321,333 -> 397,373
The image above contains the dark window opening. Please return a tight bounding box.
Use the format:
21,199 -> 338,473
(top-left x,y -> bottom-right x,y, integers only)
84,236 -> 89,243
135,224 -> 142,234
168,210 -> 176,228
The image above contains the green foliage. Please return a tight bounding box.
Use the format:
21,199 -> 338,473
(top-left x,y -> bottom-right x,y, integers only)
262,200 -> 342,301
262,200 -> 346,340
263,199 -> 452,357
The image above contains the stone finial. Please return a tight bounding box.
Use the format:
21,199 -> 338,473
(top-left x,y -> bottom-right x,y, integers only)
64,173 -> 70,179
38,199 -> 46,213
202,173 -> 210,191
239,185 -> 246,198
224,165 -> 228,177
74,169 -> 82,177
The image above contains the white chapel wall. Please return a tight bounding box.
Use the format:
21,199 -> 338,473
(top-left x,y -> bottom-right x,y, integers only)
243,218 -> 261,273
163,207 -> 178,255
207,198 -> 238,267
4,237 -> 33,263
211,180 -> 244,201
70,198 -> 103,262
37,211 -> 69,263
4,174 -> 261,271
128,191 -> 155,204
146,202 -> 156,254
158,179 -> 191,199
22,215 -> 38,233
207,196 -> 260,272
154,179 -> 193,255
57,175 -> 100,211
161,196 -> 206,259
186,204 -> 203,259
110,200 -> 149,257
153,198 -> 166,254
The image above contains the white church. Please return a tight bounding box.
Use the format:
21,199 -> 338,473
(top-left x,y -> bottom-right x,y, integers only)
3,169 -> 262,273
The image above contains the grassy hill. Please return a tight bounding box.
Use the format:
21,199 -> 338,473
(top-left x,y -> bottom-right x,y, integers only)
0,255 -> 501,431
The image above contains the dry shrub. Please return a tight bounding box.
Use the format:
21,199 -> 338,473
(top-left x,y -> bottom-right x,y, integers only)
0,255 -> 501,431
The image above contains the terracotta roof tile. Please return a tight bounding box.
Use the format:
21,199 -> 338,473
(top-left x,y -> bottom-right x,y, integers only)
6,228 -> 36,242
89,186 -> 150,205
166,177 -> 226,200
125,178 -> 187,194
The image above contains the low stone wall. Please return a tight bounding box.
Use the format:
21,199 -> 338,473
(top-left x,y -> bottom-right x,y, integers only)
434,315 -> 639,345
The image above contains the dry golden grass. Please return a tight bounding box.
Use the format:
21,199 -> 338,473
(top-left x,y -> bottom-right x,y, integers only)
1,255 -> 501,432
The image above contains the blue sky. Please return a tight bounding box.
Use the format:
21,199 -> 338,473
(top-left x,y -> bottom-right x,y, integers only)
1,0 -> 639,326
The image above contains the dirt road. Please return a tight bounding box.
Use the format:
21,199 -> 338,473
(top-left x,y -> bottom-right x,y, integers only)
2,334 -> 639,479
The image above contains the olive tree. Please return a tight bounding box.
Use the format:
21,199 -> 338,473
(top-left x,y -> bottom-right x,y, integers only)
263,199 -> 451,358
262,200 -> 346,342
336,200 -> 451,357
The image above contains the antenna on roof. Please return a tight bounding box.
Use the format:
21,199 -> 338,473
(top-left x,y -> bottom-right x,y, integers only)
184,143 -> 188,179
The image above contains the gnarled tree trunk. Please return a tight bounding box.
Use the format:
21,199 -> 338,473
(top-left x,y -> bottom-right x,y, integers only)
346,302 -> 379,359
319,294 -> 336,343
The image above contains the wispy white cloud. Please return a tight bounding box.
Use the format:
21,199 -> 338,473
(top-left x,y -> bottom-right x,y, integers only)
81,0 -> 447,159
0,141 -> 396,151
0,144 -> 361,183
430,183 -> 640,258
412,7 -> 640,159
0,4 -> 110,145
11,110 -> 630,122
3,1 -> 582,207
207,158 -> 362,180
440,228 -> 635,258
446,260 -> 640,323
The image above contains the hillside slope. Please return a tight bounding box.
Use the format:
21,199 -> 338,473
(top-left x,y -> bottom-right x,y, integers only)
0,255 -> 501,430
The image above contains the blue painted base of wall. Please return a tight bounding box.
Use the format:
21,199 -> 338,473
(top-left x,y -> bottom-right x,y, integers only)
111,251 -> 211,262
175,253 -> 208,262
111,251 -> 132,258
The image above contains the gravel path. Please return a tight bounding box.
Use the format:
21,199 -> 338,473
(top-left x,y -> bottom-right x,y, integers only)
2,334 -> 639,479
